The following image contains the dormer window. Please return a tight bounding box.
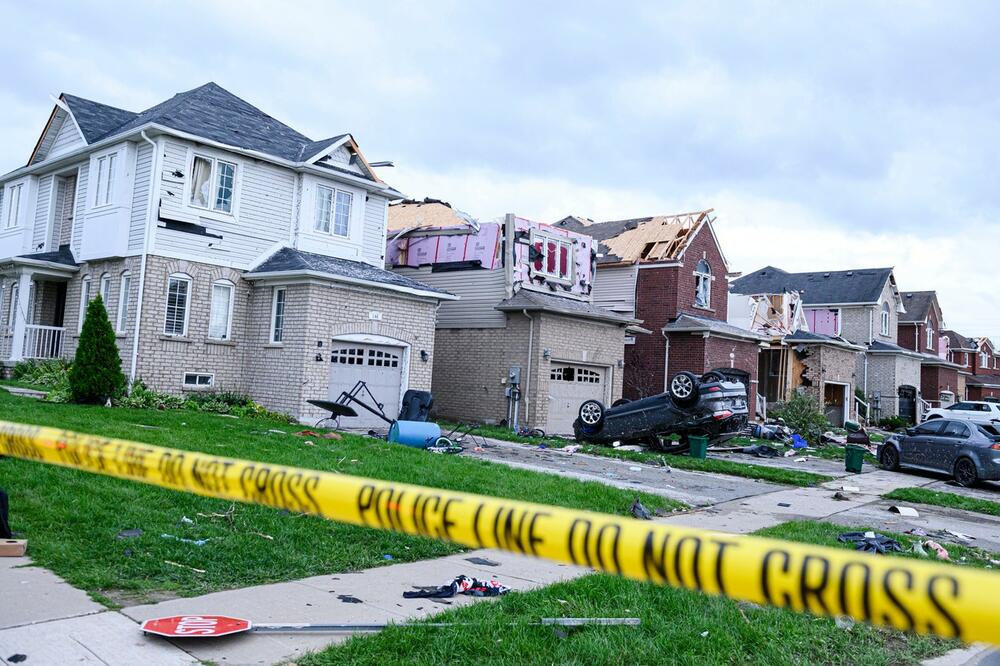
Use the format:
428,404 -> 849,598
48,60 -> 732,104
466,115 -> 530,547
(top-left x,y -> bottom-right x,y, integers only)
694,259 -> 712,309
926,325 -> 934,351
190,155 -> 236,214
314,185 -> 352,237
880,302 -> 890,336
531,234 -> 573,282
982,351 -> 990,368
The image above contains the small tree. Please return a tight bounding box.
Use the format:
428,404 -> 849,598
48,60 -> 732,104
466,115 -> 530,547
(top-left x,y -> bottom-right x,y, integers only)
769,392 -> 830,443
70,295 -> 125,404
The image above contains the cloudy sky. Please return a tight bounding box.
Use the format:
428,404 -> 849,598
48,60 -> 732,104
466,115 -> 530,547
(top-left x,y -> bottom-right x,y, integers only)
2,1 -> 998,340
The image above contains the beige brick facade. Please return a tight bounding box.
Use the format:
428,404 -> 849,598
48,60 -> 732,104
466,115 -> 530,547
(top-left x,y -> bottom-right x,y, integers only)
431,311 -> 626,430
865,353 -> 923,418
796,343 -> 860,421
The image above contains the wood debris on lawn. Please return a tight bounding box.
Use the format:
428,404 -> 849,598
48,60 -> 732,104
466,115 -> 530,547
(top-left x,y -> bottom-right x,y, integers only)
164,560 -> 206,574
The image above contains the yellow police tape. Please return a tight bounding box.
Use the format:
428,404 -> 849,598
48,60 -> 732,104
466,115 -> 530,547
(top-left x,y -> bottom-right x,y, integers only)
1,419 -> 998,645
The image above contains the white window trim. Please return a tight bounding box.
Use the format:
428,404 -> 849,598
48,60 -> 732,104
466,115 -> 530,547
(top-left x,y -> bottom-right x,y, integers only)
164,273 -> 193,337
117,271 -> 132,334
530,232 -> 575,283
208,280 -> 235,341
270,287 -> 287,344
182,372 -> 215,389
880,304 -> 890,336
4,183 -> 23,229
187,151 -> 239,217
99,273 -> 112,307
926,325 -> 934,351
77,276 -> 91,332
693,259 -> 714,310
313,184 -> 353,238
91,150 -> 119,209
6,282 -> 18,330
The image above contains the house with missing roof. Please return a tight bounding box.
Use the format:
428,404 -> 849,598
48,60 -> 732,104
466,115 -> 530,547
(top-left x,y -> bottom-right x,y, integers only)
0,83 -> 454,423
730,266 -> 925,423
553,210 -> 767,412
385,199 -> 634,434
895,291 -> 962,408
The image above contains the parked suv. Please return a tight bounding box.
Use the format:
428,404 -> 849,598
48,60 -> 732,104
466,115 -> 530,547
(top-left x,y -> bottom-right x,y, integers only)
572,371 -> 749,446
923,401 -> 1000,427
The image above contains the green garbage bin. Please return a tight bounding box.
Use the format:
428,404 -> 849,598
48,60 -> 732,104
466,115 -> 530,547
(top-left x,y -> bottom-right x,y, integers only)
845,445 -> 866,473
689,435 -> 709,459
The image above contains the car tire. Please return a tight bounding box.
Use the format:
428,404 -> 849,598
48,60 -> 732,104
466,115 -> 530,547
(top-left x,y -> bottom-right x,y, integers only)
668,371 -> 700,407
611,398 -> 631,407
701,371 -> 725,384
879,445 -> 900,471
578,400 -> 606,432
954,458 -> 978,487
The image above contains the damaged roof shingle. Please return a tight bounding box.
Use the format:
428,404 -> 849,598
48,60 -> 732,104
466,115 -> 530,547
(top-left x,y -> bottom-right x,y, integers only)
495,289 -> 635,325
731,266 -> 894,305
17,245 -> 77,267
554,210 -> 712,264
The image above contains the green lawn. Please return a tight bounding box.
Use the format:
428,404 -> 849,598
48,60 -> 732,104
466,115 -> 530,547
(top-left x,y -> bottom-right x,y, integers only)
579,444 -> 833,487
0,391 -> 680,604
883,487 -> 1000,517
301,520 -> 974,665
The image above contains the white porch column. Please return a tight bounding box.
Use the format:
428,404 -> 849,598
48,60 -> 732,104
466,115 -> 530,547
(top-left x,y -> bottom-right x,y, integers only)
9,270 -> 33,361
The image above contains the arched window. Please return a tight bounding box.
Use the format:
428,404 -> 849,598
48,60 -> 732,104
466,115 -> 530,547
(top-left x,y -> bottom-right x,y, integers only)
117,271 -> 132,333
880,302 -> 890,336
926,324 -> 934,350
77,276 -> 91,332
694,259 -> 712,309
99,273 -> 111,306
209,279 -> 235,340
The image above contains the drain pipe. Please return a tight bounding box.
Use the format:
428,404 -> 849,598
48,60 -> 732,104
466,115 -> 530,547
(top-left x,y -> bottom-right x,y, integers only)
522,309 -> 534,429
129,131 -> 160,384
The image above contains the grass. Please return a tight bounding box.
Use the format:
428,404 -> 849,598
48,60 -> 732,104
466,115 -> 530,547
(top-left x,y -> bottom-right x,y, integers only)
0,391 -> 680,603
579,444 -> 834,487
300,520 -> 977,665
883,487 -> 1000,517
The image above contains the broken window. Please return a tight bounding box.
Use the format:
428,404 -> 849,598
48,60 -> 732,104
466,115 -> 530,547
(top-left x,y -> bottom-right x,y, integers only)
694,259 -> 712,309
190,155 -> 236,213
532,234 -> 572,281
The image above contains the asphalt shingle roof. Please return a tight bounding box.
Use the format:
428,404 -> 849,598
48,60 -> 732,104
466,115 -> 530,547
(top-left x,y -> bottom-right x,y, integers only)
495,289 -> 635,324
663,313 -> 768,341
898,291 -> 936,323
730,266 -> 893,305
943,330 -> 977,350
17,245 -> 77,267
61,84 -> 374,180
248,247 -> 451,297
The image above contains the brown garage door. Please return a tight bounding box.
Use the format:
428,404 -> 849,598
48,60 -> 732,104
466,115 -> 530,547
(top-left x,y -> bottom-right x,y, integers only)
546,363 -> 607,435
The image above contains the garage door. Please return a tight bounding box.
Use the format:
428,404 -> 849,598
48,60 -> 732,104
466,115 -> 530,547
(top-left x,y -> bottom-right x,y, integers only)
328,343 -> 403,430
547,363 -> 607,435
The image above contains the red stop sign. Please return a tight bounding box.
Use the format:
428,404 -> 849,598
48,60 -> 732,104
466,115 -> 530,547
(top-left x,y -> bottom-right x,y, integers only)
142,615 -> 251,638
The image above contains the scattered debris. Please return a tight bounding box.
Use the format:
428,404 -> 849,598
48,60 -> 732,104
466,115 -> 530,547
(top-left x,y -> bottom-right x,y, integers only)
383,554 -> 394,561
403,575 -> 510,599
945,529 -> 975,543
743,444 -> 782,458
465,557 -> 500,567
253,532 -> 274,541
179,516 -> 194,525
161,534 -> 211,547
841,485 -> 860,493
630,499 -> 653,521
777,502 -> 792,508
832,491 -> 851,501
837,531 -> 902,554
267,429 -> 288,435
700,630 -> 709,638
888,506 -> 919,517
834,616 -> 855,631
7,655 -> 27,664
560,445 -> 582,454
628,466 -> 642,472
794,457 -> 808,462
924,540 -> 950,560
337,594 -> 363,604
821,432 -> 847,445
164,560 -> 206,573
116,528 -> 143,539
911,542 -> 928,558
791,435 -> 809,449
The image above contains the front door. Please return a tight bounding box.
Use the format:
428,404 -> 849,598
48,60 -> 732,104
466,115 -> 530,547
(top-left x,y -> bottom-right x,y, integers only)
899,386 -> 917,424
327,343 -> 404,430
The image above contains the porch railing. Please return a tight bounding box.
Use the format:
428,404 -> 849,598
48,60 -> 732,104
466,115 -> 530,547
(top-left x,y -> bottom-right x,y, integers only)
22,325 -> 65,360
855,396 -> 870,425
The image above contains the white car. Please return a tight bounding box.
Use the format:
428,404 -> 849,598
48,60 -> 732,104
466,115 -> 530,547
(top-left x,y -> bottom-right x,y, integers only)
923,401 -> 1000,427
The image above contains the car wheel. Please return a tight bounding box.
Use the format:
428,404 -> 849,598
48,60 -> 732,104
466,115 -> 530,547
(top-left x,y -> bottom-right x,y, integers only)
611,398 -> 631,407
578,400 -> 605,431
879,445 -> 900,471
669,372 -> 700,406
701,371 -> 725,384
954,458 -> 978,487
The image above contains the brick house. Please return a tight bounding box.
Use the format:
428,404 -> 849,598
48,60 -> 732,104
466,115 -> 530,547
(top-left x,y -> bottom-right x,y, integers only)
553,211 -> 766,410
942,329 -> 977,400
895,291 -> 962,407
386,200 -> 634,434
967,337 -> 1000,401
731,266 -> 925,422
0,83 -> 453,424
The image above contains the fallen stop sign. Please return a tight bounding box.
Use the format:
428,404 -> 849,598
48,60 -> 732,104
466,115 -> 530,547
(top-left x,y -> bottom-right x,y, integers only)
142,615 -> 251,638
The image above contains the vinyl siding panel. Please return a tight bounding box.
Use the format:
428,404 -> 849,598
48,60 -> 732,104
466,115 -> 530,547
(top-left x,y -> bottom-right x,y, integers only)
362,194 -> 387,265
129,143 -> 153,251
48,116 -> 85,160
592,264 -> 638,316
72,165 -> 88,256
394,266 -> 506,328
31,175 -> 54,251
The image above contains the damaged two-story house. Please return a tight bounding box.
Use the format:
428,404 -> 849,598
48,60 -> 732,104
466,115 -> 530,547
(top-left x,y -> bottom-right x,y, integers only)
553,211 -> 767,412
0,83 -> 453,423
386,199 -> 634,435
731,266 -> 925,423
895,291 -> 962,408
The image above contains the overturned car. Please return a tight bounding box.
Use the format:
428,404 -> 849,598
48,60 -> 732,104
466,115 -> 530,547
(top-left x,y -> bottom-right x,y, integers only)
572,371 -> 749,446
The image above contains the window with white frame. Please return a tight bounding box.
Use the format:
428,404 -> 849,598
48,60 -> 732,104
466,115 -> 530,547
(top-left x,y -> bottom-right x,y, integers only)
4,184 -> 22,228
7,283 -> 18,331
117,272 -> 131,333
93,153 -> 117,207
190,155 -> 236,213
77,277 -> 90,332
270,287 -> 286,343
926,325 -> 934,350
694,259 -> 713,309
982,351 -> 990,368
100,273 -> 111,306
314,185 -> 352,236
209,280 -> 234,340
531,234 -> 573,281
880,302 -> 890,336
164,274 -> 192,336
183,373 -> 214,388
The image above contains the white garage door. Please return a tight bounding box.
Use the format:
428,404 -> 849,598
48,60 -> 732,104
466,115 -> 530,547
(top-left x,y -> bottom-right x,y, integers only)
546,363 -> 607,435
328,343 -> 403,430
